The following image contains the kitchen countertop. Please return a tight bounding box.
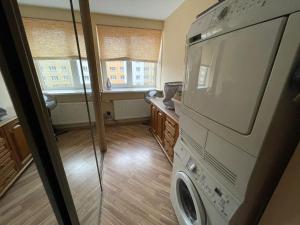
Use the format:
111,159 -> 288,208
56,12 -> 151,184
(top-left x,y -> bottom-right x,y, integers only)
0,106 -> 17,127
149,98 -> 179,123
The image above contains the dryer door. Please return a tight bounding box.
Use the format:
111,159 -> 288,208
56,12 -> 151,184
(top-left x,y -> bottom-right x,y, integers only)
183,18 -> 286,134
175,172 -> 207,225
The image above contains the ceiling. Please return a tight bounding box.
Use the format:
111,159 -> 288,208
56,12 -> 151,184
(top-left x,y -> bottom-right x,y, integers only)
17,0 -> 185,20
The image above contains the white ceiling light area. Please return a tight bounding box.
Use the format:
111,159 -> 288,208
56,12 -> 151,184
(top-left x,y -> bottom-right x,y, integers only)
17,0 -> 185,20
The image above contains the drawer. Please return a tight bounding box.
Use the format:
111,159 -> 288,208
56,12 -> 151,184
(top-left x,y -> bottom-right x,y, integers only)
0,168 -> 17,192
165,120 -> 176,135
165,130 -> 175,146
0,159 -> 16,175
0,151 -> 12,166
164,140 -> 174,160
166,116 -> 177,127
0,145 -> 9,158
0,137 -> 5,146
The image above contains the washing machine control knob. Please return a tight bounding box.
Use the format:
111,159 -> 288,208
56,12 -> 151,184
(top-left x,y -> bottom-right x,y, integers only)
188,163 -> 197,172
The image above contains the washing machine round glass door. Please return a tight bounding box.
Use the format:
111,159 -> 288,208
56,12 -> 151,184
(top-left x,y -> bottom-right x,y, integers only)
176,172 -> 207,225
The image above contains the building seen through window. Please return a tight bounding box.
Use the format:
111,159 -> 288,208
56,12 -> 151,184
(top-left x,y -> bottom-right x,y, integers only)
34,59 -> 91,91
104,60 -> 156,88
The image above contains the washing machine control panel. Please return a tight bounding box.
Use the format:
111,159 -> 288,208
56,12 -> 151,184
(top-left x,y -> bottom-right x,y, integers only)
186,158 -> 241,221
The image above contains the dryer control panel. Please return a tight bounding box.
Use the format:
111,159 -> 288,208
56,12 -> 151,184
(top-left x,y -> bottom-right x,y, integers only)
186,157 -> 241,221
188,0 -> 300,42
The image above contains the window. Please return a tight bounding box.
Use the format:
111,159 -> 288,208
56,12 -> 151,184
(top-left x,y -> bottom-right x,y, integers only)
197,65 -> 209,89
49,66 -> 56,72
51,76 -> 58,81
76,60 -> 91,85
97,25 -> 162,89
105,61 -> 127,85
35,59 -> 91,91
103,60 -> 156,87
23,18 -> 89,92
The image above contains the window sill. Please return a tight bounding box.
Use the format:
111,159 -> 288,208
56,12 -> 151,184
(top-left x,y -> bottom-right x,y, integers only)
43,87 -> 155,95
101,87 -> 156,94
43,89 -> 92,96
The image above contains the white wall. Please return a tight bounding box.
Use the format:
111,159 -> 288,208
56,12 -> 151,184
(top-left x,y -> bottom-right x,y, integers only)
0,71 -> 13,109
160,0 -> 216,88
51,102 -> 95,125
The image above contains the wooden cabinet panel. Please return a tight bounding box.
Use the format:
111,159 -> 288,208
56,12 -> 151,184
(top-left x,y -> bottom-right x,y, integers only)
151,105 -> 158,133
1,119 -> 32,196
156,111 -> 165,144
0,129 -> 18,194
3,120 -> 31,167
164,117 -> 178,162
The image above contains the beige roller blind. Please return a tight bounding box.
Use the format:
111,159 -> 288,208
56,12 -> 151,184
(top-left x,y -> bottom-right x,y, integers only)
23,18 -> 86,58
97,25 -> 162,62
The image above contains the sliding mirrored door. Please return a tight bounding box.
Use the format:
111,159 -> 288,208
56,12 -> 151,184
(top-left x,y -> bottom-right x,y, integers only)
0,1 -> 80,224
17,0 -> 103,224
0,0 -> 103,224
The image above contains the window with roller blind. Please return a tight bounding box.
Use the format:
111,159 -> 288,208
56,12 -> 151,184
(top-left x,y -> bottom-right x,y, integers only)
97,25 -> 162,88
22,18 -> 90,92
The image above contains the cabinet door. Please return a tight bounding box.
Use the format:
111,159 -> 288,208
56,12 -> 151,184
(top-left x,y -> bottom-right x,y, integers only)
156,111 -> 165,144
0,129 -> 18,194
4,120 -> 31,167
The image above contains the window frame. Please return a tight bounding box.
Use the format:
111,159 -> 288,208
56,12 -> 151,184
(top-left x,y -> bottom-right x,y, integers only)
101,59 -> 157,89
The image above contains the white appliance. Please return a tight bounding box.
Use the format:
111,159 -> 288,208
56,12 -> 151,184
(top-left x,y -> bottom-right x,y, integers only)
171,141 -> 240,225
171,0 -> 300,224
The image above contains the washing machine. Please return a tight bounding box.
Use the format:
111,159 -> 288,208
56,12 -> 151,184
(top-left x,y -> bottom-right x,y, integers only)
172,0 -> 300,224
171,141 -> 240,225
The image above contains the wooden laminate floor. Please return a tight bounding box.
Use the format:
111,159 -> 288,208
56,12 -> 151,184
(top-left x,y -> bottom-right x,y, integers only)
0,124 -> 178,225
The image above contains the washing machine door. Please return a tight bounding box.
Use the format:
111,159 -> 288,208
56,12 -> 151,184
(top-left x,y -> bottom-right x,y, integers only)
175,172 -> 207,225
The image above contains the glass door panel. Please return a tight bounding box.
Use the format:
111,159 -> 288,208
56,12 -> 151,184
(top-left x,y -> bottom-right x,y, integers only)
0,69 -> 58,225
11,0 -> 103,224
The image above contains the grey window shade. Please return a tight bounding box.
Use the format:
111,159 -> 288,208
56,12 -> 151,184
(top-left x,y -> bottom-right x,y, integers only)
97,25 -> 162,62
23,18 -> 86,58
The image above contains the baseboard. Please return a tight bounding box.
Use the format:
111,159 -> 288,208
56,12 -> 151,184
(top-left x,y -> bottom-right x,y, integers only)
105,117 -> 150,126
54,122 -> 96,130
53,117 -> 150,130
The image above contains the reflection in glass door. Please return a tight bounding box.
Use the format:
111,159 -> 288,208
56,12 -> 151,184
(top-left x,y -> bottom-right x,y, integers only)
0,0 -> 103,224
0,1 -> 80,224
18,0 -> 103,224
0,68 -> 58,225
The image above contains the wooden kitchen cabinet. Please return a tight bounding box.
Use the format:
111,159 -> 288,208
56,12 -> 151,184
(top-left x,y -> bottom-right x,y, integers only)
150,99 -> 179,164
0,129 -> 19,194
0,118 -> 32,196
4,120 -> 31,167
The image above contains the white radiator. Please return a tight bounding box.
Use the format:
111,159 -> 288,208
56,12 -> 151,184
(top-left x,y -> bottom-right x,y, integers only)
113,99 -> 150,120
51,102 -> 95,125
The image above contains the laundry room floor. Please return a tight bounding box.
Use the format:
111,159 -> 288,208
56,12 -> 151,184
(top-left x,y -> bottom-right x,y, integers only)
0,124 -> 178,225
101,124 -> 178,225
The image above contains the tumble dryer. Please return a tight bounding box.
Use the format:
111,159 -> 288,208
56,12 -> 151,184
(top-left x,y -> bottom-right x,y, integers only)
171,0 -> 300,224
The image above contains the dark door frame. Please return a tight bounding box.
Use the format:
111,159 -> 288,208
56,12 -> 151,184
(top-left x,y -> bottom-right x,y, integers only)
0,1 -> 80,224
